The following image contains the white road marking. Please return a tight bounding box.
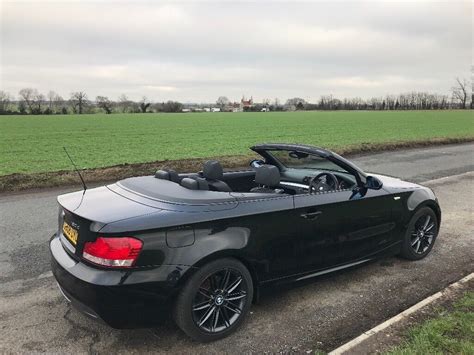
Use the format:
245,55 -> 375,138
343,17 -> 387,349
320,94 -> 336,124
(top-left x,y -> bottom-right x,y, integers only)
328,272 -> 474,355
421,171 -> 473,185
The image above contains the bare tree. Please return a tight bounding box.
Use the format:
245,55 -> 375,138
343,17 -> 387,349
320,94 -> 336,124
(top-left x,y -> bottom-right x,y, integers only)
18,88 -> 38,113
451,78 -> 468,109
35,93 -> 45,113
46,92 -> 65,114
118,94 -> 132,113
47,91 -> 55,111
70,91 -> 88,114
17,88 -> 45,113
18,101 -> 27,114
0,90 -> 12,113
216,96 -> 229,109
285,97 -> 306,110
96,96 -> 113,114
139,96 -> 151,113
53,93 -> 64,113
47,90 -> 61,113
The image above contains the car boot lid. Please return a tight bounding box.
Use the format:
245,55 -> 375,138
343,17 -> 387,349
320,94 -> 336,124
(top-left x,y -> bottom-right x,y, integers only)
57,186 -> 163,227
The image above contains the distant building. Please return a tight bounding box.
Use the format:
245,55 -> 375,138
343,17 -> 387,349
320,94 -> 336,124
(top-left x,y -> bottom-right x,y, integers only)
240,96 -> 254,111
211,107 -> 221,112
224,101 -> 241,112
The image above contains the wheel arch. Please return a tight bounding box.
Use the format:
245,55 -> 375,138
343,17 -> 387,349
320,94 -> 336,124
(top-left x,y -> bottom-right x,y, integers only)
406,188 -> 441,228
422,200 -> 441,228
177,250 -> 261,303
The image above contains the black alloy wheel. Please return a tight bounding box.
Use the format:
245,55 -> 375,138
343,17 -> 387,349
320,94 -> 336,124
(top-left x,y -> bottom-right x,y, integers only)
173,258 -> 253,342
399,207 -> 438,260
410,214 -> 436,254
192,268 -> 248,333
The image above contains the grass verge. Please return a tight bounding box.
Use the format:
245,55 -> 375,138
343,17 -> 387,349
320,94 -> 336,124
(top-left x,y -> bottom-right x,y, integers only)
1,137 -> 473,192
385,291 -> 474,355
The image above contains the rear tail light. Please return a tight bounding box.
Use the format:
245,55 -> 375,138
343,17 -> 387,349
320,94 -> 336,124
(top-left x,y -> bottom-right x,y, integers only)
83,237 -> 143,268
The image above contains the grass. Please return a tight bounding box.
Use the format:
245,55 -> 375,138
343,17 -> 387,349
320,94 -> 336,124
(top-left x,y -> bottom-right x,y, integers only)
0,110 -> 473,176
385,291 -> 474,355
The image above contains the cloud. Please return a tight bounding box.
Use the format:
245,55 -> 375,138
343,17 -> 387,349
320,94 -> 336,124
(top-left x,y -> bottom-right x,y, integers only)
143,85 -> 178,92
0,0 -> 471,102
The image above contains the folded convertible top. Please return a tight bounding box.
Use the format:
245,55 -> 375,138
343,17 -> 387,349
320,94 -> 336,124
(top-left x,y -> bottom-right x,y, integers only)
116,176 -> 237,205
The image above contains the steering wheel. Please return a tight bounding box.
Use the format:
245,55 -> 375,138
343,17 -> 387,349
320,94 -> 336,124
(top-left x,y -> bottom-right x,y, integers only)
309,172 -> 339,193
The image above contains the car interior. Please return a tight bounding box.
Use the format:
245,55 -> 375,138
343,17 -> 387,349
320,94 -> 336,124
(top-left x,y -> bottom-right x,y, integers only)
155,150 -> 358,195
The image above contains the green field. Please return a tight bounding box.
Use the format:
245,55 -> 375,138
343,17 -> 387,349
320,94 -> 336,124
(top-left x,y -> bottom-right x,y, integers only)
1,111 -> 473,176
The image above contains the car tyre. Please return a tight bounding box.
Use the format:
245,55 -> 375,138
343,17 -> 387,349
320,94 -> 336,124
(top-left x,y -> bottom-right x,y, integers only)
173,258 -> 253,342
399,207 -> 438,260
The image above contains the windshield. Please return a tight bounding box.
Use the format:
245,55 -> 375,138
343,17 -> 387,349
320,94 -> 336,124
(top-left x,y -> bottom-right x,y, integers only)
267,150 -> 348,173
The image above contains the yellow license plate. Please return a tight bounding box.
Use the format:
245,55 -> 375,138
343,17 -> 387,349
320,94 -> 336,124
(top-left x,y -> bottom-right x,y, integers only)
62,221 -> 78,246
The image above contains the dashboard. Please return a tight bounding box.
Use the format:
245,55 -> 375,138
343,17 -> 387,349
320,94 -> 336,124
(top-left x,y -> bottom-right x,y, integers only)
280,169 -> 357,193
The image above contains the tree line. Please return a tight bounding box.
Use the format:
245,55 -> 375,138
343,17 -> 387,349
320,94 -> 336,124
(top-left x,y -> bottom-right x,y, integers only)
283,78 -> 471,111
0,90 -> 184,115
0,78 -> 471,115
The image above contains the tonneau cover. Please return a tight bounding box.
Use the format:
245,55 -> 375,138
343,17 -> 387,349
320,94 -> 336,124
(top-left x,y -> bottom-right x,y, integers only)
116,176 -> 238,206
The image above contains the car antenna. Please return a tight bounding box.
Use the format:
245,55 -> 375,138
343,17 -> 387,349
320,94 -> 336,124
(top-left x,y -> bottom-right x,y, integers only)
63,147 -> 87,192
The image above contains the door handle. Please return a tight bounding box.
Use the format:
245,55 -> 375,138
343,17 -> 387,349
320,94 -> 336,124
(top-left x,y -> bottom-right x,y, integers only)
300,211 -> 322,220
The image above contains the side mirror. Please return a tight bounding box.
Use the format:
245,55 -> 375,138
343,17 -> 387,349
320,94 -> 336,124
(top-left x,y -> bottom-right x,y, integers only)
365,175 -> 383,190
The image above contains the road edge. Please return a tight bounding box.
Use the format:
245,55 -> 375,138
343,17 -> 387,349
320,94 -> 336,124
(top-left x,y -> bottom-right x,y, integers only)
328,272 -> 474,355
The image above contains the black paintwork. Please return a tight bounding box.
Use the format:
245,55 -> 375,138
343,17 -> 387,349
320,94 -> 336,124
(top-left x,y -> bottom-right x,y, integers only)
50,143 -> 441,328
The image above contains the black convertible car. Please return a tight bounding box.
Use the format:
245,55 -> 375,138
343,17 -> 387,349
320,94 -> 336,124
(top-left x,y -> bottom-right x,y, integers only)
50,143 -> 441,342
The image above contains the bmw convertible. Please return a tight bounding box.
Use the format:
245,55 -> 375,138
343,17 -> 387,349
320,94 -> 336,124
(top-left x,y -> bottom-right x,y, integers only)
50,143 -> 441,342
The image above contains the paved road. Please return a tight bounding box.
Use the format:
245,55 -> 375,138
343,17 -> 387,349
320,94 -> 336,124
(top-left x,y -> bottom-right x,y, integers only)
0,143 -> 473,353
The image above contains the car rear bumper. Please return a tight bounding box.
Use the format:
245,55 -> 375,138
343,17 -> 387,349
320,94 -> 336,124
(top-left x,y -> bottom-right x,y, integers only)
56,281 -> 102,320
50,233 -> 193,328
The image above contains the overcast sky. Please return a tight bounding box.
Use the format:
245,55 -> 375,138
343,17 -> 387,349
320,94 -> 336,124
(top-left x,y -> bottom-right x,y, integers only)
1,0 -> 472,103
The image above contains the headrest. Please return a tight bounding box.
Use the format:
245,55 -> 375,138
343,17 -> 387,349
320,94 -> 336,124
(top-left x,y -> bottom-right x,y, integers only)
180,177 -> 209,190
254,165 -> 280,187
155,169 -> 179,183
203,160 -> 223,180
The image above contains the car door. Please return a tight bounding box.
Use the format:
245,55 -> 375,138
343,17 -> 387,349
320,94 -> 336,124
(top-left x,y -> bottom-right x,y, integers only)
294,186 -> 396,273
335,187 -> 398,263
230,193 -> 303,281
